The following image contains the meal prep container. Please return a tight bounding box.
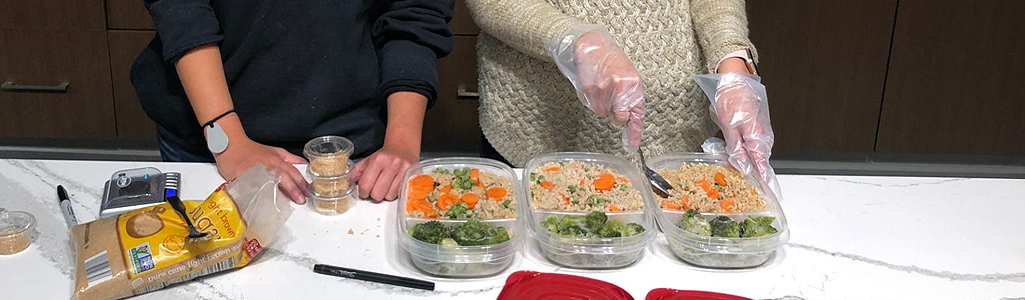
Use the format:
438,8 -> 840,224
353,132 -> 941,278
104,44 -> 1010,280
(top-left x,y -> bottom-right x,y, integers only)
397,157 -> 525,277
0,208 -> 35,255
304,136 -> 354,177
647,152 -> 789,268
522,152 -> 656,269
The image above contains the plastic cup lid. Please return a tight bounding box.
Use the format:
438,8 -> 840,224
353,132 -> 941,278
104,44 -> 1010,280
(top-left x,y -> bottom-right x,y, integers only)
0,208 -> 36,237
304,136 -> 354,157
496,271 -> 634,300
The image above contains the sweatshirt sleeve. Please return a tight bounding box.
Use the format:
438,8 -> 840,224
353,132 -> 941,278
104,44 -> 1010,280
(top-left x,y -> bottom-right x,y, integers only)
372,0 -> 454,109
690,0 -> 759,73
144,0 -> 224,63
465,0 -> 589,60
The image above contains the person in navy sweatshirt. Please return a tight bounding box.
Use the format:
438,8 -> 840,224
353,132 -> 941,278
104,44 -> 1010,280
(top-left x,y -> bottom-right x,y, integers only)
131,0 -> 454,203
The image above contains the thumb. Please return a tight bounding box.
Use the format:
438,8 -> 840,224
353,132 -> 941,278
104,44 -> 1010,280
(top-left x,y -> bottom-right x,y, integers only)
621,104 -> 644,149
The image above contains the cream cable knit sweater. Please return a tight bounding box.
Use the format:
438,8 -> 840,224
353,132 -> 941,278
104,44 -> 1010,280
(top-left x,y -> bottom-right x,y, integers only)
467,0 -> 757,166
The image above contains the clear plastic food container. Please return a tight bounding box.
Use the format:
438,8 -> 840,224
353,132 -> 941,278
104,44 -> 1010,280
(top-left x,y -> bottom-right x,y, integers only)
522,152 -> 656,269
309,185 -> 356,216
307,163 -> 352,197
396,157 -> 524,277
0,208 -> 35,255
304,136 -> 354,177
647,152 -> 789,268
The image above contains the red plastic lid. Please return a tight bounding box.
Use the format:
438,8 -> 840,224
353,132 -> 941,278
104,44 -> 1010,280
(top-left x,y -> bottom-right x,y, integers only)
496,271 -> 635,300
645,288 -> 752,300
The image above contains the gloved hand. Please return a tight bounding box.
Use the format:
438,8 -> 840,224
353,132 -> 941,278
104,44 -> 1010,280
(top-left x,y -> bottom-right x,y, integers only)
693,73 -> 782,199
547,27 -> 645,149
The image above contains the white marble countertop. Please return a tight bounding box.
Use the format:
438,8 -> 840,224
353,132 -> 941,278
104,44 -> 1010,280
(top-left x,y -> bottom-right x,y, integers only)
1,159 -> 1023,300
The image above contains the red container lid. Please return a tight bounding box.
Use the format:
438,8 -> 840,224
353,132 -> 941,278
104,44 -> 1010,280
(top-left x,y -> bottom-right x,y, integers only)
496,271 -> 635,300
646,288 -> 752,300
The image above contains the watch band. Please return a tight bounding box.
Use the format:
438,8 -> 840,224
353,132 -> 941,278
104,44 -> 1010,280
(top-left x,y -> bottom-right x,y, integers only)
716,49 -> 758,75
202,110 -> 235,154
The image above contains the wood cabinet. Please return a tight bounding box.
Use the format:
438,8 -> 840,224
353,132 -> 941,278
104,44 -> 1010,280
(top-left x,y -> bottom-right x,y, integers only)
876,0 -> 1025,156
108,31 -> 158,139
0,0 -> 106,31
0,29 -> 115,138
105,0 -> 155,30
747,0 -> 898,153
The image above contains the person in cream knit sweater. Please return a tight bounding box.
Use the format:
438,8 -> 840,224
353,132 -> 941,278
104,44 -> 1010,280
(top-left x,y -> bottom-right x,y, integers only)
466,0 -> 780,197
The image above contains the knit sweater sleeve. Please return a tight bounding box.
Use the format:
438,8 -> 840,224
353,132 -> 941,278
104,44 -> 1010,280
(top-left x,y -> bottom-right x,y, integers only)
465,0 -> 588,60
690,0 -> 759,73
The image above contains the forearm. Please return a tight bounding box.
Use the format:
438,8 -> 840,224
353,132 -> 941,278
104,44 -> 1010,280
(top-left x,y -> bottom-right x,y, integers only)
383,91 -> 428,152
691,0 -> 758,73
174,45 -> 246,141
465,0 -> 588,59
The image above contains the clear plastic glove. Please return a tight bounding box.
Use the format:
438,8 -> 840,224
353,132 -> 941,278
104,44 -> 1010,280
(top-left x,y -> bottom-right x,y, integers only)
693,73 -> 782,199
547,27 -> 645,149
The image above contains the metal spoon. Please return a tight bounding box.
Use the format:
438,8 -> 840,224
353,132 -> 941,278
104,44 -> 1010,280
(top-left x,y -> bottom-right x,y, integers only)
165,194 -> 209,241
637,147 -> 674,198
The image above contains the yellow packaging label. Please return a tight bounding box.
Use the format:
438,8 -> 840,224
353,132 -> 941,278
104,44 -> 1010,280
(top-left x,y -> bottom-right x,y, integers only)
115,189 -> 250,279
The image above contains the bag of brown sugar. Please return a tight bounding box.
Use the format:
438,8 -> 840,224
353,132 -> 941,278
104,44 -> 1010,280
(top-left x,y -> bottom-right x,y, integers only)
72,166 -> 294,300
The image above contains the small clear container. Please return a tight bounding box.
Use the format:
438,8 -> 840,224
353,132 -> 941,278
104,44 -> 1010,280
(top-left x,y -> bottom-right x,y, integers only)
522,152 -> 656,269
0,208 -> 35,255
309,185 -> 356,216
304,136 -> 354,177
397,157 -> 525,278
647,152 -> 790,268
307,163 -> 352,197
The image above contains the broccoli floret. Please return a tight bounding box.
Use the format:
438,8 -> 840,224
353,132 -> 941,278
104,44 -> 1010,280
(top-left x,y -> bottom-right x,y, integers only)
444,203 -> 476,219
678,209 -> 711,237
584,211 -> 608,231
709,216 -> 740,238
598,219 -> 626,237
541,215 -> 560,233
627,223 -> 646,235
440,238 -> 459,247
451,218 -> 509,246
558,224 -> 588,236
741,216 -> 778,237
409,221 -> 448,244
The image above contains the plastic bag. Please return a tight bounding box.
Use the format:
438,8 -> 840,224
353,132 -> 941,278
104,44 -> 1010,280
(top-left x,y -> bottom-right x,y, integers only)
546,26 -> 645,149
72,166 -> 294,300
693,73 -> 782,200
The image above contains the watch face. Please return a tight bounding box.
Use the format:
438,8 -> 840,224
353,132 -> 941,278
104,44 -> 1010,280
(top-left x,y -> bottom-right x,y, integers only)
206,123 -> 229,154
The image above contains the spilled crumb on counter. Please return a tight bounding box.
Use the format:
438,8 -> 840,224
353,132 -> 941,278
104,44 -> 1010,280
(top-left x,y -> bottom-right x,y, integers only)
347,229 -> 354,235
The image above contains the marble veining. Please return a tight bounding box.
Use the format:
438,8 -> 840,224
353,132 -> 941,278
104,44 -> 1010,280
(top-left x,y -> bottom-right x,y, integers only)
787,243 -> 1025,283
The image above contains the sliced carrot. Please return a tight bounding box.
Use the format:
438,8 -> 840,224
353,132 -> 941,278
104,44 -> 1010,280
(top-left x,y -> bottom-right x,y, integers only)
721,199 -> 736,212
618,176 -> 628,183
714,172 -> 728,187
681,195 -> 692,210
578,179 -> 585,186
476,181 -> 484,188
562,194 -> 571,205
486,187 -> 507,200
405,201 -> 417,213
410,175 -> 434,188
423,210 -> 439,218
440,184 -> 453,194
608,205 -> 621,212
545,166 -> 561,172
660,200 -> 682,210
593,173 -> 616,191
470,168 -> 480,184
540,181 -> 555,190
696,179 -> 720,199
437,193 -> 457,211
407,187 -> 429,201
460,193 -> 480,209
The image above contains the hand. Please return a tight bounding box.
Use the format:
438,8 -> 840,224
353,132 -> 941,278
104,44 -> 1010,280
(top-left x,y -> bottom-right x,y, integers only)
548,28 -> 645,148
214,137 -> 309,204
708,72 -> 782,198
350,142 -> 419,201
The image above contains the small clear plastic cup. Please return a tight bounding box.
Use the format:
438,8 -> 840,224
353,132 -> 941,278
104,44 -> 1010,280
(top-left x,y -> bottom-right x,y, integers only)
647,152 -> 790,268
0,208 -> 35,255
396,157 -> 525,278
307,163 -> 352,197
522,152 -> 656,269
309,185 -> 356,216
304,136 -> 354,177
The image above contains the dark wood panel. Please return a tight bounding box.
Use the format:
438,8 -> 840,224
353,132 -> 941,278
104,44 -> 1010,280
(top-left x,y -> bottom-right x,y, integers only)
450,0 -> 480,35
108,30 -> 158,139
877,0 -> 1025,156
747,0 -> 898,153
0,0 -> 105,30
107,0 -> 155,30
0,29 -> 115,138
422,36 -> 480,153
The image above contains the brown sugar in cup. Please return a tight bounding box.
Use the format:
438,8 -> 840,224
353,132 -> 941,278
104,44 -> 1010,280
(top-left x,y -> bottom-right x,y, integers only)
304,136 -> 354,177
309,185 -> 356,215
0,209 -> 35,255
307,163 -> 352,197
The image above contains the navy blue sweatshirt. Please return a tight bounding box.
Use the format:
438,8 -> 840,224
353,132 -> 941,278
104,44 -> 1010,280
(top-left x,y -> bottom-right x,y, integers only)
131,0 -> 453,160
